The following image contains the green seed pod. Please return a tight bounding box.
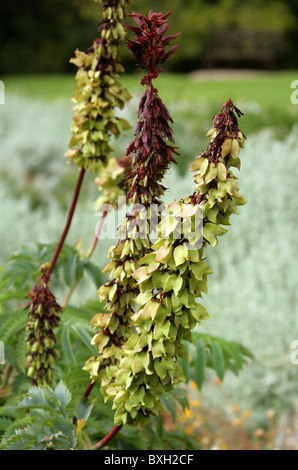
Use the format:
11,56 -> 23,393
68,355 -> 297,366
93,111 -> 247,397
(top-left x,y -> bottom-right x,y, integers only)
25,270 -> 61,387
83,10 -> 179,402
65,0 -> 131,173
110,99 -> 247,426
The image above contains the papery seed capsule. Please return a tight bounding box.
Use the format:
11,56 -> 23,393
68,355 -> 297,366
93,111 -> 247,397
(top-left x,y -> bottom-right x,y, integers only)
107,7 -> 112,20
32,341 -> 40,353
118,6 -> 123,20
27,366 -> 36,378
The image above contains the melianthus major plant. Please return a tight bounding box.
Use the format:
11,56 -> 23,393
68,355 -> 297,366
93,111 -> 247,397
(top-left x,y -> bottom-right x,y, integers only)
83,9 -> 247,434
83,9 -> 180,406
0,2 -> 253,451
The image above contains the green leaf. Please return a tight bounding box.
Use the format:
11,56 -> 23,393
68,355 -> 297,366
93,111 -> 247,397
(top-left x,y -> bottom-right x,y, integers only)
54,381 -> 71,411
70,324 -> 96,354
0,291 -> 27,303
194,338 -> 206,389
0,309 -> 27,343
211,340 -> 226,381
16,329 -> 27,373
179,341 -> 190,382
161,393 -> 177,423
61,322 -> 76,365
83,260 -> 102,287
63,253 -> 78,287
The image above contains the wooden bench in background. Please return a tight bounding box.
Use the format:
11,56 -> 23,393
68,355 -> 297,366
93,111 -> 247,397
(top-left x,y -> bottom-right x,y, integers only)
204,29 -> 285,69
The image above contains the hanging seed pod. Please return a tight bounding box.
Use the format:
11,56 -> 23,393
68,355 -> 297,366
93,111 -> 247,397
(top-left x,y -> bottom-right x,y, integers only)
93,154 -> 133,211
65,0 -> 131,172
83,11 -> 180,403
110,99 -> 247,426
25,269 -> 61,387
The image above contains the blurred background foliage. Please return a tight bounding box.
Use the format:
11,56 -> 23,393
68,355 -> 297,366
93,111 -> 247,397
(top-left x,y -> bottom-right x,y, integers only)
1,0 -> 298,74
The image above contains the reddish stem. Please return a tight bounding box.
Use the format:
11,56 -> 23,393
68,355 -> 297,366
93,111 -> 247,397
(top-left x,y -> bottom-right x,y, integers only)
93,425 -> 122,450
83,380 -> 95,399
48,168 -> 85,275
86,202 -> 109,258
72,380 -> 95,425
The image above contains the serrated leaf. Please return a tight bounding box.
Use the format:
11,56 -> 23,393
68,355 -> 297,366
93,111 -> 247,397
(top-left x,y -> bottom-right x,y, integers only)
0,416 -> 13,431
16,329 -> 27,373
0,309 -> 27,343
63,253 -> 79,287
70,324 -> 96,354
54,381 -> 71,411
61,323 -> 76,365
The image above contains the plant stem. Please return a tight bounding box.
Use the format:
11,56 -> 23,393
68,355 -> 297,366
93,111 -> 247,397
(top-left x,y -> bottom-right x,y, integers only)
48,167 -> 85,276
93,425 -> 122,450
0,365 -> 13,389
61,202 -> 109,308
86,202 -> 109,259
83,380 -> 95,399
72,379 -> 95,425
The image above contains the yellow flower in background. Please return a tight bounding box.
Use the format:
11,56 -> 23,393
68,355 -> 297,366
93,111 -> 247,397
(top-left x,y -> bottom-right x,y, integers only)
242,410 -> 251,418
232,417 -> 244,427
266,408 -> 276,420
219,444 -> 228,450
190,380 -> 198,390
190,399 -> 201,408
184,407 -> 194,419
185,425 -> 194,435
230,404 -> 241,413
253,428 -> 265,438
213,377 -> 222,386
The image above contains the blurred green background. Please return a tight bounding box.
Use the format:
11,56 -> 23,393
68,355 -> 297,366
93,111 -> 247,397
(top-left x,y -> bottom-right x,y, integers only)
1,0 -> 298,450
1,0 -> 298,74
